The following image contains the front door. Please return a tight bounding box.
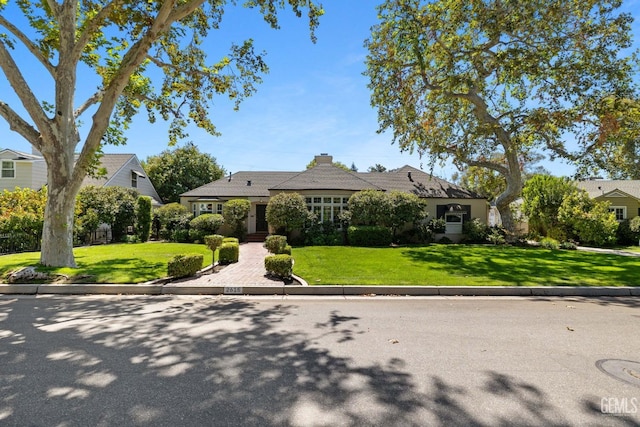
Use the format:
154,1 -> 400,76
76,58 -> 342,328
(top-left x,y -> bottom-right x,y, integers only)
256,204 -> 268,232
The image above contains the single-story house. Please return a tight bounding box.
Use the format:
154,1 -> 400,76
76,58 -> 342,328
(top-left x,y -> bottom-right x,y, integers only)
576,179 -> 640,221
180,154 -> 488,240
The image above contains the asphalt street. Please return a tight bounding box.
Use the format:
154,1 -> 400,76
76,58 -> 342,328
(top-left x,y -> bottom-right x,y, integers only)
0,295 -> 638,426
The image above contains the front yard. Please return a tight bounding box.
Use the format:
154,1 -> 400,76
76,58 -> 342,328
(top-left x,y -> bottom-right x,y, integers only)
0,243 -> 213,284
292,245 -> 640,287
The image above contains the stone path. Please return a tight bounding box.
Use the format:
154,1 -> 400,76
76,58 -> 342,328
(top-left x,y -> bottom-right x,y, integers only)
170,242 -> 287,286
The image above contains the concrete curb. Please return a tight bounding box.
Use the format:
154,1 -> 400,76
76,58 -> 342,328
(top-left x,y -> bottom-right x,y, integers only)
1,284 -> 637,297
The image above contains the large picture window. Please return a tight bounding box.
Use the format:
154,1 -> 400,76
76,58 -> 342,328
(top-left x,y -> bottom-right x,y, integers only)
1,161 -> 15,178
305,196 -> 349,223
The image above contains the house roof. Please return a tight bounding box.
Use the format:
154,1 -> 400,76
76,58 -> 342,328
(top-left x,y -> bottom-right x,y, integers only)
0,148 -> 44,161
576,180 -> 640,200
182,171 -> 298,199
182,161 -> 483,200
81,153 -> 138,187
271,162 -> 384,191
361,165 -> 482,198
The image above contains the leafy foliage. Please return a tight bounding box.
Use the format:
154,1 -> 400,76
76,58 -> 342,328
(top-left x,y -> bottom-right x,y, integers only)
348,190 -> 392,226
135,196 -> 152,242
0,187 -> 47,252
223,199 -> 251,240
154,202 -> 192,241
347,226 -> 392,247
365,0 -> 638,230
265,254 -> 293,279
76,186 -> 138,242
521,175 -> 577,237
168,254 -> 204,278
387,191 -> 428,239
143,142 -> 225,203
266,192 -> 309,237
558,190 -> 618,246
189,213 -> 224,243
218,241 -> 240,264
264,235 -> 288,254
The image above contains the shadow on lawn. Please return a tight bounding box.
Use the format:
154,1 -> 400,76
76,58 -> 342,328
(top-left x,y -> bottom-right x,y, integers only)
1,296 -> 620,426
401,245 -> 640,287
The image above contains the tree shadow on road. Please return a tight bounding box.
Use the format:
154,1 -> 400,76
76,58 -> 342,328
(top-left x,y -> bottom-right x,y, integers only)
0,296 -> 634,426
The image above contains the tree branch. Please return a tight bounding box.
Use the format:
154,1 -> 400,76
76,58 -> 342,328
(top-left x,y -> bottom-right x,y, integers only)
0,101 -> 42,148
72,0 -> 122,63
0,42 -> 53,140
0,15 -> 56,76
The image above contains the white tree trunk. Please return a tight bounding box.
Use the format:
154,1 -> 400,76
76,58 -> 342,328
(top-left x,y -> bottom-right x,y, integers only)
40,183 -> 77,267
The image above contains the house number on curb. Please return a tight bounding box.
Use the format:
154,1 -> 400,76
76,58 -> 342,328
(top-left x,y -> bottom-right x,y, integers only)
224,286 -> 243,295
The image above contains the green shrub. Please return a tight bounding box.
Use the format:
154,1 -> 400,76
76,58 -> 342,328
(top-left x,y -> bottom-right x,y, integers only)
168,254 -> 204,278
222,199 -> 251,240
427,218 -> 446,234
463,218 -> 489,243
437,236 -> 453,244
264,235 -> 288,254
266,192 -> 309,237
204,234 -> 224,252
540,237 -> 560,250
283,245 -> 292,255
219,242 -> 240,264
487,227 -> 506,245
189,214 -> 224,242
223,237 -> 239,244
265,254 -> 293,278
304,220 -> 344,246
135,196 -> 152,242
347,226 -> 392,247
171,228 -> 191,243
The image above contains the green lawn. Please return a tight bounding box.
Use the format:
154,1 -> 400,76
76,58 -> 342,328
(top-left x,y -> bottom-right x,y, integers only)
292,245 -> 640,287
0,242 -> 213,284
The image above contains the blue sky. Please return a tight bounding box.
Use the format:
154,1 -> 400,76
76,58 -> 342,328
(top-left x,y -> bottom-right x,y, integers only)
1,1 -> 639,179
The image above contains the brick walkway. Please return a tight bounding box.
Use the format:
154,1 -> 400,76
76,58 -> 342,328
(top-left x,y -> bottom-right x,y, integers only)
170,242 -> 287,286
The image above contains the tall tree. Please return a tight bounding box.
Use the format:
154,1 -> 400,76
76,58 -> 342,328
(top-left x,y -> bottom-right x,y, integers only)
143,142 -> 224,203
0,1 -> 322,267
452,153 -> 548,202
365,0 -> 638,231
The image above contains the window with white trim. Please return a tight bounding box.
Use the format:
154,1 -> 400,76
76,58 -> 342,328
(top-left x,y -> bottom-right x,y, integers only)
305,196 -> 349,223
608,206 -> 626,221
1,161 -> 15,178
197,202 -> 223,215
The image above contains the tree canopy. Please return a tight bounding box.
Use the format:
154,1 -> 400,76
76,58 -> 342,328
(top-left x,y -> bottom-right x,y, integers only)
365,0 -> 638,230
0,0 -> 323,266
143,142 -> 225,203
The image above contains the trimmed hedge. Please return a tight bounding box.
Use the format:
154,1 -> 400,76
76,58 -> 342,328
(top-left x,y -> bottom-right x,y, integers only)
219,242 -> 240,264
223,237 -> 239,245
264,235 -> 288,254
347,226 -> 392,247
265,254 -> 293,278
168,254 -> 204,278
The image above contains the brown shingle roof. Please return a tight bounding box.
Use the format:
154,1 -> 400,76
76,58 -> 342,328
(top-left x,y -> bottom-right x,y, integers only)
181,171 -> 298,198
182,164 -> 482,200
271,163 -> 384,191
362,165 -> 482,198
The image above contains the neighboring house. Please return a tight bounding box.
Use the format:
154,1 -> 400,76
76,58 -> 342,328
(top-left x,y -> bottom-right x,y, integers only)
81,153 -> 162,206
576,179 -> 640,222
0,148 -> 161,204
180,154 -> 488,239
0,149 -> 47,192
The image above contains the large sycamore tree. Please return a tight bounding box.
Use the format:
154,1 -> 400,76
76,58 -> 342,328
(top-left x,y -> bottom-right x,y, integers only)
0,0 -> 322,267
365,0 -> 638,230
